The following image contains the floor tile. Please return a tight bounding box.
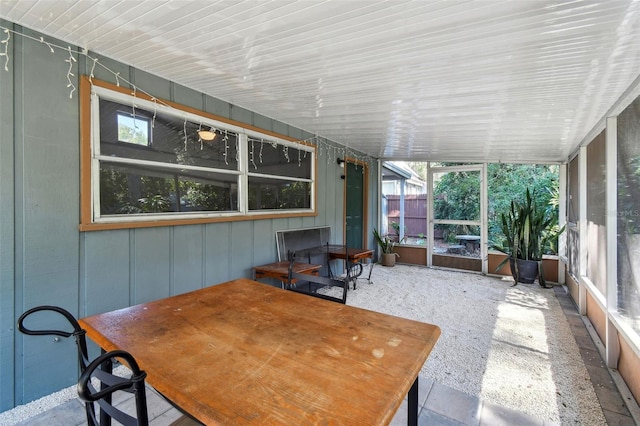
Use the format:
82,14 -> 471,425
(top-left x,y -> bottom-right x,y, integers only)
593,384 -> 633,417
419,408 -> 467,426
14,399 -> 86,426
479,400 -> 544,426
602,408 -> 638,426
424,382 -> 482,425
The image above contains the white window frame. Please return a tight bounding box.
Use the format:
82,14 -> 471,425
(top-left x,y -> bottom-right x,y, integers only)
89,85 -> 315,225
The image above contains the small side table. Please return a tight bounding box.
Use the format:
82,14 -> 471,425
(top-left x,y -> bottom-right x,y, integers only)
327,248 -> 375,288
254,261 -> 322,286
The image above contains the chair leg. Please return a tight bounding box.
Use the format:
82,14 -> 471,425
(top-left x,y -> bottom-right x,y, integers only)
99,352 -> 113,426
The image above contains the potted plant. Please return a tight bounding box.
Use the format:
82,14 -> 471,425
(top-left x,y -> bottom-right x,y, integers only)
491,188 -> 565,287
373,228 -> 400,267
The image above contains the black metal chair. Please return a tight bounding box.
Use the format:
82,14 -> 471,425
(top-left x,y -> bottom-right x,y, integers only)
286,252 -> 349,304
77,349 -> 149,426
17,305 -> 90,370
17,305 -> 97,421
78,349 -> 203,426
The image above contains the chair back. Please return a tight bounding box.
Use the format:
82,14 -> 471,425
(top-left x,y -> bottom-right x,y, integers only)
287,252 -> 349,304
78,350 -> 149,426
18,305 -> 98,422
17,305 -> 90,372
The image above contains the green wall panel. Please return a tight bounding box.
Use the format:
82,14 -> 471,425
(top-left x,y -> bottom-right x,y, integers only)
132,228 -> 172,305
0,19 -> 16,411
173,84 -> 205,111
82,230 -> 131,315
203,222 -> 232,285
172,225 -> 205,295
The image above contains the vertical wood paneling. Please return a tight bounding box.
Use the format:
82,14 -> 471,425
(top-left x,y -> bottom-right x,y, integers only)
230,104 -> 253,125
252,219 -> 276,267
132,228 -> 172,304
271,218 -> 289,261
83,231 -> 131,315
132,68 -> 172,100
173,84 -> 204,111
272,121 -> 288,137
15,28 -> 81,404
0,19 -> 16,411
253,113 -> 272,132
204,223 -> 232,285
229,221 -> 255,279
204,94 -> 230,119
172,225 -> 204,295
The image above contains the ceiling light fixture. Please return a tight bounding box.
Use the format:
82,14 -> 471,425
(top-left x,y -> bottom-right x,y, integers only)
198,128 -> 216,141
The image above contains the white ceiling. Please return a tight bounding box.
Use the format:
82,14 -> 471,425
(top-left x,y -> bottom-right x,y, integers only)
2,0 -> 640,163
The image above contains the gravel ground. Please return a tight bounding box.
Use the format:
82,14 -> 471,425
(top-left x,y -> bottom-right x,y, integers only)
1,264 -> 605,425
347,264 -> 606,425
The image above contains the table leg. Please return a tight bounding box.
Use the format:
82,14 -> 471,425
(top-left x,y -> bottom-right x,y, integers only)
366,259 -> 374,284
408,376 -> 418,426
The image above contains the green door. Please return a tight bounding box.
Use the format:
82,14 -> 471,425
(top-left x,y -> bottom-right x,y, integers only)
345,161 -> 365,248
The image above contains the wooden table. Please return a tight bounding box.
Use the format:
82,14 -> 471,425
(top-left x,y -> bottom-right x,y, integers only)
328,247 -> 375,286
254,261 -> 322,283
79,278 -> 440,425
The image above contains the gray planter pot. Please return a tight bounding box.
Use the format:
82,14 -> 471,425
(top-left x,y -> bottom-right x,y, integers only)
509,258 -> 539,284
380,253 -> 396,267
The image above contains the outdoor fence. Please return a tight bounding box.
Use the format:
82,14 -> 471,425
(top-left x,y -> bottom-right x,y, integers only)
386,194 -> 427,237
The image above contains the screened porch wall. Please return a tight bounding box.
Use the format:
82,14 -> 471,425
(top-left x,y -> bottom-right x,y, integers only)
564,89 -> 640,405
0,21 -> 379,412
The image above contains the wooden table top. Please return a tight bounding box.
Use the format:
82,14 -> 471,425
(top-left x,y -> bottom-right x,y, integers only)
328,247 -> 374,261
254,261 -> 321,280
79,278 -> 440,425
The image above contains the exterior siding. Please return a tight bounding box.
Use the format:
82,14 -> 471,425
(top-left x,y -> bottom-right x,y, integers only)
0,22 -> 378,411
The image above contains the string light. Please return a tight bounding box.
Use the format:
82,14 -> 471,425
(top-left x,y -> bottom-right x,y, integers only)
64,47 -> 77,99
0,24 -> 375,171
151,98 -> 157,128
0,29 -> 8,71
250,140 -> 257,169
89,57 -> 98,84
183,119 -> 188,151
39,36 -> 54,53
223,131 -> 229,165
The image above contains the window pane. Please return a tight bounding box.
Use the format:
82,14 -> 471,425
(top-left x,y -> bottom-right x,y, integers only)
567,156 -> 580,278
433,170 -> 480,221
100,99 -> 239,171
248,176 -> 311,210
99,162 -> 238,215
617,95 -> 640,334
586,132 -> 606,295
117,113 -> 150,145
247,137 -> 312,179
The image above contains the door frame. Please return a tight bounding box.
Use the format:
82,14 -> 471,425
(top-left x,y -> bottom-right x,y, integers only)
427,163 -> 487,273
343,157 -> 369,248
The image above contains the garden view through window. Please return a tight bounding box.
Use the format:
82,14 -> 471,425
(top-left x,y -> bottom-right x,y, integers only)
381,162 -> 561,261
88,83 -> 315,225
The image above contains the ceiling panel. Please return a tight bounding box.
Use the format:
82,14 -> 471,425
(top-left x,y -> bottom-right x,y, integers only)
1,0 -> 639,163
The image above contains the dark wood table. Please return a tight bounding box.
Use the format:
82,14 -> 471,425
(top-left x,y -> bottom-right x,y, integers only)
328,247 -> 375,286
253,261 -> 322,282
79,278 -> 440,425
